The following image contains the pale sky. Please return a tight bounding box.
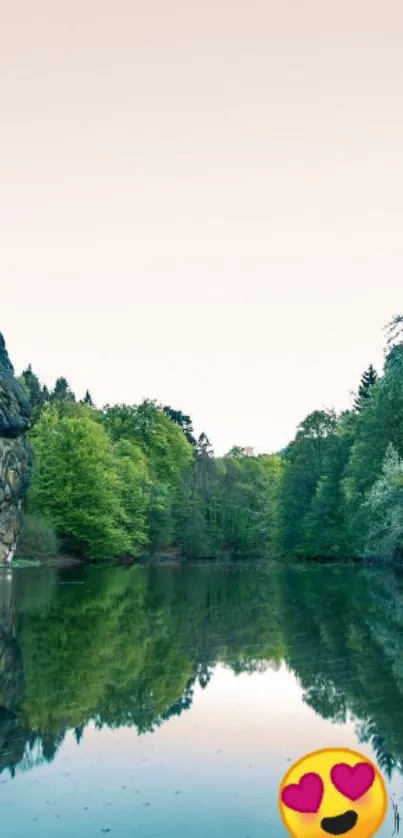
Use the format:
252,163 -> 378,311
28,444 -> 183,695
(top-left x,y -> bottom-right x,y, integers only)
1,1 -> 402,454
4,665 -> 399,837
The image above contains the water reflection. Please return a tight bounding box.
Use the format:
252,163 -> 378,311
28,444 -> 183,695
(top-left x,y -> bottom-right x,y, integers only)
0,562 -> 403,834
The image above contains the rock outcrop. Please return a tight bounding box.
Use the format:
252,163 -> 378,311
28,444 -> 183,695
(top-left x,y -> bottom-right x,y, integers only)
0,335 -> 32,563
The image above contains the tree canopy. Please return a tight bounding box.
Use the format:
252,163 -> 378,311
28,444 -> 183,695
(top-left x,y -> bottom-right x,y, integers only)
18,316 -> 403,562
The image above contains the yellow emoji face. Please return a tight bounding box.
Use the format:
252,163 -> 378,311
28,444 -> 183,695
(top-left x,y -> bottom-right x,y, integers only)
279,748 -> 387,838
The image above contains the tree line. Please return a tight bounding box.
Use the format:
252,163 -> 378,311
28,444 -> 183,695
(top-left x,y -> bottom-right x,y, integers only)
17,314 -> 403,561
17,375 -> 283,561
276,316 -> 403,561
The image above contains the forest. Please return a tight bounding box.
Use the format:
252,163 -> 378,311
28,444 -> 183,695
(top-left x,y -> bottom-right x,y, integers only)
16,315 -> 403,563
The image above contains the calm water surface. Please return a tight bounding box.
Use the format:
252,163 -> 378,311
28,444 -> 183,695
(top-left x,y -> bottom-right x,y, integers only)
0,561 -> 402,837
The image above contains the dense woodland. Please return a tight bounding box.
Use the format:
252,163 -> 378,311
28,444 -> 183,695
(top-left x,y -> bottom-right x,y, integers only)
16,316 -> 403,562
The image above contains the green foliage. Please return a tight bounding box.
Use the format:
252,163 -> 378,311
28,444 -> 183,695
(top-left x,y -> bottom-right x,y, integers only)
102,401 -> 193,487
147,482 -> 176,551
27,406 -> 131,559
4,562 -> 403,779
226,445 -> 254,457
176,451 -> 222,558
273,327 -> 403,560
23,387 -> 285,561
18,366 -> 81,425
100,401 -> 194,553
301,413 -> 356,558
196,432 -> 214,458
342,344 -> 403,554
353,364 -> 378,412
19,365 -> 48,425
81,390 -> 94,406
364,444 -> 403,561
277,410 -> 338,555
177,451 -> 282,559
215,453 -> 282,557
50,376 -> 76,403
162,406 -> 196,446
384,313 -> 403,348
112,439 -> 151,554
17,316 -> 403,562
16,512 -> 60,559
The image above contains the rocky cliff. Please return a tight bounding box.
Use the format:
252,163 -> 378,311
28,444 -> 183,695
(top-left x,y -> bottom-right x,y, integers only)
0,334 -> 32,563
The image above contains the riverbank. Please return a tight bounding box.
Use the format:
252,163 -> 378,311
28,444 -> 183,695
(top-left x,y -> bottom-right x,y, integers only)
11,554 -> 84,569
8,548 -> 370,571
11,547 -> 185,570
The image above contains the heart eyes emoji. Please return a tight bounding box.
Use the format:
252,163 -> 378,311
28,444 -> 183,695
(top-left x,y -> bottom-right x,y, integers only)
281,762 -> 375,813
279,748 -> 387,838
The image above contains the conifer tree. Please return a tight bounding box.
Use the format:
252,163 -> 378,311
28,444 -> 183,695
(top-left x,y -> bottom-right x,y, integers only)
82,390 -> 94,406
20,364 -> 48,423
163,406 -> 196,446
384,314 -> 403,348
50,377 -> 76,403
353,364 -> 378,412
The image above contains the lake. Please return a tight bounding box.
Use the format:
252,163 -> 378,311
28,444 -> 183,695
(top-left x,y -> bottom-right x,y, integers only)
0,561 -> 402,837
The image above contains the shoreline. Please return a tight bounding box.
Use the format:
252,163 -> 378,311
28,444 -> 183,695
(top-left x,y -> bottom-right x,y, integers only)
7,551 -> 377,571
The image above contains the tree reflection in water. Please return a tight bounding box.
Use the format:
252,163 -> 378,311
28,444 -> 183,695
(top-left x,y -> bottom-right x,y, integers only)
1,561 -> 403,780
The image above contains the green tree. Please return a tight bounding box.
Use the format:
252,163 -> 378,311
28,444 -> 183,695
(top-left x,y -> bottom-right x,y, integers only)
225,446 -> 254,458
353,365 -> 378,412
342,344 -> 403,554
176,433 -> 222,558
196,432 -> 214,458
19,365 -> 48,424
27,406 -> 130,559
162,406 -> 196,446
277,410 -> 338,556
302,412 -> 357,557
177,450 -> 282,559
113,439 -> 151,555
384,314 -> 403,348
102,401 -> 193,551
215,453 -> 282,557
102,401 -> 193,486
364,444 -> 403,561
81,390 -> 94,406
50,377 -> 76,403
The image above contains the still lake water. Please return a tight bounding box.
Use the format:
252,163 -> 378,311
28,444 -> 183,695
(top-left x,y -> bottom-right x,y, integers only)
0,561 -> 402,837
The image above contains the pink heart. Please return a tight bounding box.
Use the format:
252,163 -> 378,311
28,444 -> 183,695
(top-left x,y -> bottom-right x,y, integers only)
281,772 -> 324,813
331,762 -> 375,801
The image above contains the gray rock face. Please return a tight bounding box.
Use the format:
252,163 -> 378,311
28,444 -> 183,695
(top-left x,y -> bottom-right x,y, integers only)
0,335 -> 32,563
0,336 -> 30,439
